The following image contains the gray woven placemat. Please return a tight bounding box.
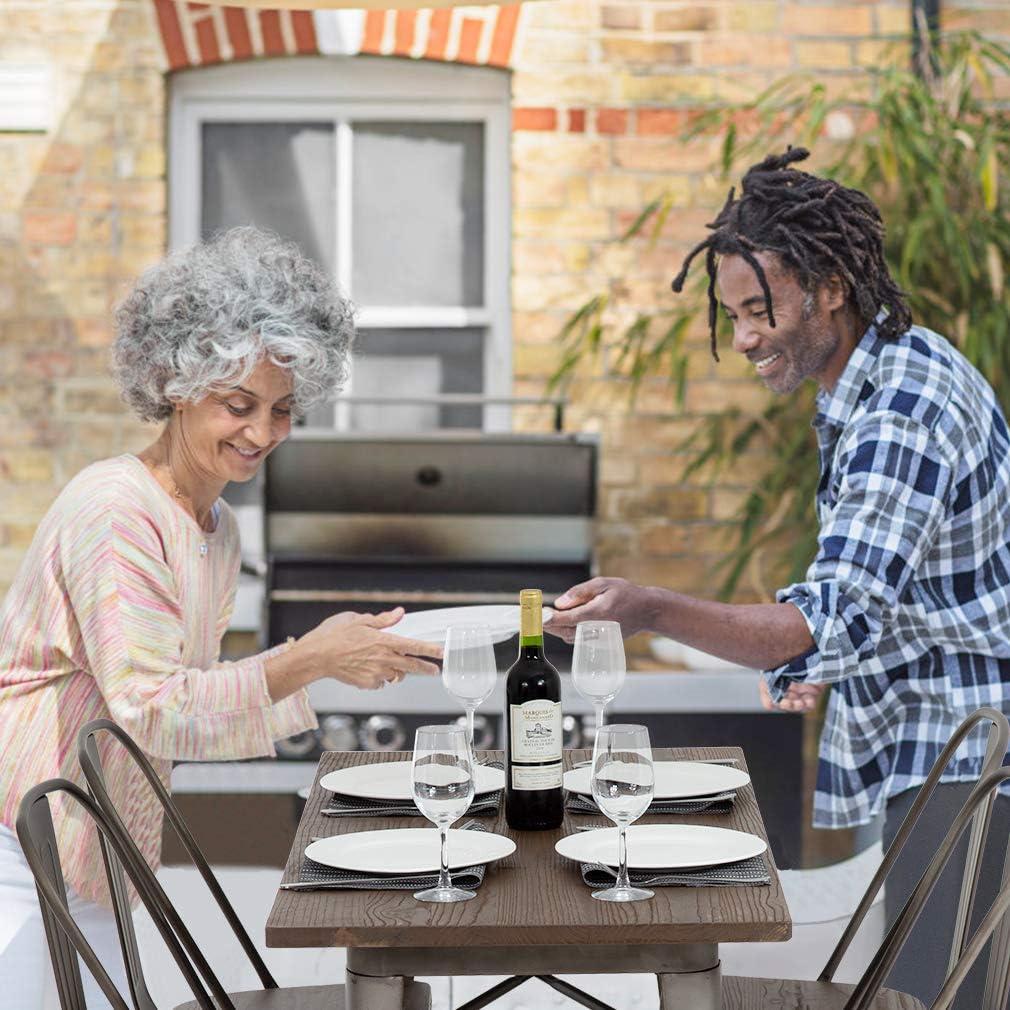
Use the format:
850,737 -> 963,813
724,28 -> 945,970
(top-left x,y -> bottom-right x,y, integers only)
564,791 -> 736,816
580,853 -> 770,889
281,858 -> 486,891
282,823 -> 489,891
322,789 -> 502,818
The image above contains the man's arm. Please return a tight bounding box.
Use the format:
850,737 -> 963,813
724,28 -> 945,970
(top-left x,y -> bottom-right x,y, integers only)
552,408 -> 956,713
550,577 -> 821,710
552,577 -> 814,669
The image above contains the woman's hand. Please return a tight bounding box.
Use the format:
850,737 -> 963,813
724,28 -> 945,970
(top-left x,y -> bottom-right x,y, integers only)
301,607 -> 443,690
265,607 -> 442,701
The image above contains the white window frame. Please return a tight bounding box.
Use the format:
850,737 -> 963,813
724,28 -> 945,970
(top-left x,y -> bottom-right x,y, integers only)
169,56 -> 512,431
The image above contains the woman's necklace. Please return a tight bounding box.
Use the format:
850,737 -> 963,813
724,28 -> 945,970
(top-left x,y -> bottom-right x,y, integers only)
169,475 -> 214,533
143,453 -> 214,535
168,472 -> 214,554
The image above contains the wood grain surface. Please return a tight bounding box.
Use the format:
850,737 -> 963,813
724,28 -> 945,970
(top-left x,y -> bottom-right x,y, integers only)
721,977 -> 926,1009
266,747 -> 792,950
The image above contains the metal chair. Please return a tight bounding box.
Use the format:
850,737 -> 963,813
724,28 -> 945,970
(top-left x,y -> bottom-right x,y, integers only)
15,777 -> 220,1010
77,718 -> 427,1010
723,706 -> 1010,1010
927,767 -> 1010,1010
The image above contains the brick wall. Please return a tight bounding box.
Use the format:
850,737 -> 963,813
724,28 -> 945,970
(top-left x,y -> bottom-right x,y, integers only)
0,0 -> 1005,607
0,1 -> 165,590
508,0 -> 1009,612
945,2 -> 1010,36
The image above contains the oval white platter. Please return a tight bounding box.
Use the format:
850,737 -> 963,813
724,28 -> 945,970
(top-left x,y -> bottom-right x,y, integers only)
384,605 -> 555,645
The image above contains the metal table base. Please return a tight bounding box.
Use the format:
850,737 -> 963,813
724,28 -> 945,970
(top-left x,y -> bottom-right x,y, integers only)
345,943 -> 722,1010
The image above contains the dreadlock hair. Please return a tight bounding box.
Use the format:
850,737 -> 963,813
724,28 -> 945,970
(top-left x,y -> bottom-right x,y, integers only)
671,147 -> 911,361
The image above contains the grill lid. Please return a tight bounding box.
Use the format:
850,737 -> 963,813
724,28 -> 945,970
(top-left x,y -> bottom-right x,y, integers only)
264,431 -> 598,517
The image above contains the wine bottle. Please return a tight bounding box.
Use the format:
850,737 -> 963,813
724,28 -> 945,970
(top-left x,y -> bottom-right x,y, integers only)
505,588 -> 564,830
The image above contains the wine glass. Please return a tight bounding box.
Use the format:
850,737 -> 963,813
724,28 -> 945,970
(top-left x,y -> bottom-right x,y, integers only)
441,624 -> 498,760
411,725 -> 477,903
590,724 -> 655,902
572,621 -> 626,733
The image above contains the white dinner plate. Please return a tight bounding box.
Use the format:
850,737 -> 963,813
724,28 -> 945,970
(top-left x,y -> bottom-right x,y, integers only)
555,823 -> 767,871
562,761 -> 750,800
320,760 -> 505,801
384,605 -> 555,646
306,828 -> 516,874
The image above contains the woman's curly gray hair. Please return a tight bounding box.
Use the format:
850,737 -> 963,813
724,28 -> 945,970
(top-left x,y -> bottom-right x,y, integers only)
113,227 -> 353,422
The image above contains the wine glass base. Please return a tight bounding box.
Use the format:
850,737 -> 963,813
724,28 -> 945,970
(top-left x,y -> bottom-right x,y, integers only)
413,885 -> 477,903
591,885 -> 654,902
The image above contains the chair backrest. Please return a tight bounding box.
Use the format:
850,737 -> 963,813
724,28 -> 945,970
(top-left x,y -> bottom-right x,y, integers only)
823,708 -> 1010,1010
15,778 -> 220,1010
77,719 -> 278,998
79,739 -> 156,1010
863,766 -> 1010,1010
822,707 -> 1010,995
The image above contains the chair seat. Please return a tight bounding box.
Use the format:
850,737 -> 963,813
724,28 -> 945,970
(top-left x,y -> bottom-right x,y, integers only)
723,976 -> 926,1010
175,979 -> 432,1009
175,984 -> 345,1010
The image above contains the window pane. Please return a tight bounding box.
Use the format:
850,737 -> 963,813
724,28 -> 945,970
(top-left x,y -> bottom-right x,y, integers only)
352,122 -> 484,308
346,328 -> 484,430
202,122 -> 335,271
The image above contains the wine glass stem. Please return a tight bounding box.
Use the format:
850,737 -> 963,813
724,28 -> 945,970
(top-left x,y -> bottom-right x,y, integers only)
437,823 -> 453,891
466,707 -> 476,753
616,822 -> 631,891
594,702 -> 605,731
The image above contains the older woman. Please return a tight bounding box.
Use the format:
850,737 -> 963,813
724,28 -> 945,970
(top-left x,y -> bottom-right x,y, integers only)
0,227 -> 441,1009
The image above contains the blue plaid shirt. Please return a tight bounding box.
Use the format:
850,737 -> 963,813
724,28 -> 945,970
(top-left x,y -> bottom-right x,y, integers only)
763,318 -> 1010,829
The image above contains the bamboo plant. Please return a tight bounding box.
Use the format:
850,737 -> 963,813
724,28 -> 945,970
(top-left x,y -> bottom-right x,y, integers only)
552,32 -> 1010,600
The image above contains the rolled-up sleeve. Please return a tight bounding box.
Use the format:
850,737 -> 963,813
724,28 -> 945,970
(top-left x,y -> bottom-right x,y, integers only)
763,411 -> 954,700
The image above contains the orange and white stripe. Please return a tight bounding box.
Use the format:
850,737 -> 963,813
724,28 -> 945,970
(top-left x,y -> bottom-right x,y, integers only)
152,0 -> 521,70
153,1 -> 319,69
352,4 -> 520,65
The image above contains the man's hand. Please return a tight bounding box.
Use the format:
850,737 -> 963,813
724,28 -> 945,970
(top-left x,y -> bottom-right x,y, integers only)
759,678 -> 825,713
548,577 -> 656,643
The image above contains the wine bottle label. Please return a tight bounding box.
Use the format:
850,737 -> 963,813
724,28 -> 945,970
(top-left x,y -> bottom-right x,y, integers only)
511,762 -> 562,791
509,700 -> 562,763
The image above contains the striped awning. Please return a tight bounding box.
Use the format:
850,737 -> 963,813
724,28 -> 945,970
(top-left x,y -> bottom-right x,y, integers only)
202,0 -> 510,6
154,1 -> 521,69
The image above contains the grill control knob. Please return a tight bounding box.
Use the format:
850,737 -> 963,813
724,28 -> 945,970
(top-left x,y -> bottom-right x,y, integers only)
562,714 -> 582,749
359,714 -> 406,751
415,466 -> 442,487
454,714 -> 496,750
275,730 -> 318,760
319,714 -> 358,752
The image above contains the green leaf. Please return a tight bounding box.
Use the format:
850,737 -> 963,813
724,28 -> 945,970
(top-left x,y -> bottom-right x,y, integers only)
981,146 -> 999,212
621,199 -> 664,241
721,123 -> 737,175
547,31 -> 1010,603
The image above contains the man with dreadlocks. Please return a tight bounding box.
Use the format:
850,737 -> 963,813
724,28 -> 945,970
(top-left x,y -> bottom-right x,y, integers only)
550,148 -> 1010,1007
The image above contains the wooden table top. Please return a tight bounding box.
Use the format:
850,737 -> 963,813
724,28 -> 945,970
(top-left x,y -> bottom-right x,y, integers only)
266,747 -> 792,950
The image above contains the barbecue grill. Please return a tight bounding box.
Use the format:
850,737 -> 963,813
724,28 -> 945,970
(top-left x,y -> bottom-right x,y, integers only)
261,430 -> 598,759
